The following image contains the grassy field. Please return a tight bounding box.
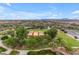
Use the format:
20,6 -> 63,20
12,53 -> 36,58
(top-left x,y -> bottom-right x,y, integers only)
28,29 -> 79,47
57,30 -> 79,47
28,29 -> 48,32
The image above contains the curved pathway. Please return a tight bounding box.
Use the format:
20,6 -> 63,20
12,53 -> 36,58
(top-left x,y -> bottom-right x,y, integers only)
0,35 -> 29,55
0,39 -> 30,55
0,37 -> 12,54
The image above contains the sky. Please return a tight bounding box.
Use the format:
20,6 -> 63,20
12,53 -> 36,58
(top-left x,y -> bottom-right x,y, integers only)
0,3 -> 79,20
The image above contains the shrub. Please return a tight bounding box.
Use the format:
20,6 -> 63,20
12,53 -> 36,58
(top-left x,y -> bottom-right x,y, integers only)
45,28 -> 58,39
0,47 -> 7,53
1,35 -> 9,40
27,49 -> 57,55
10,50 -> 19,55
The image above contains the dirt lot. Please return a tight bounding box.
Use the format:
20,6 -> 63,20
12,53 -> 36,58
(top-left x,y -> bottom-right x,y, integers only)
28,31 -> 44,36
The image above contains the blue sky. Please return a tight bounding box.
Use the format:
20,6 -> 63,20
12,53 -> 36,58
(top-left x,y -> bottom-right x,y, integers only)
0,3 -> 79,20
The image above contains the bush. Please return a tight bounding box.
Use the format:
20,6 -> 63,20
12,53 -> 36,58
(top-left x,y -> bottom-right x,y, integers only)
74,36 -> 78,39
10,50 -> 19,55
45,28 -> 58,39
60,29 -> 67,33
4,37 -> 16,48
1,35 -> 9,40
0,47 -> 7,53
27,49 -> 57,55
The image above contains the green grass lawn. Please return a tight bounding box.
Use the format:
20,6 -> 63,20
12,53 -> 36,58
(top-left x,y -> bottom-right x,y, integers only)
29,29 -> 48,32
57,30 -> 79,47
29,29 -> 79,47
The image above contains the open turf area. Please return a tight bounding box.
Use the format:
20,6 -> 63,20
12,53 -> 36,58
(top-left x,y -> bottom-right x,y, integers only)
28,29 -> 48,32
57,30 -> 79,47
29,29 -> 79,47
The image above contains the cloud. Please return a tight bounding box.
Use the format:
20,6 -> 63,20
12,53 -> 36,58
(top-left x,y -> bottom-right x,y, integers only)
0,5 -> 61,20
0,6 -> 6,13
70,15 -> 79,19
71,10 -> 79,19
6,3 -> 12,7
72,10 -> 79,14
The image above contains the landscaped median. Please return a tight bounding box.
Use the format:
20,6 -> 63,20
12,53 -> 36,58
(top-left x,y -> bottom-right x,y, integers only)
57,30 -> 79,47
